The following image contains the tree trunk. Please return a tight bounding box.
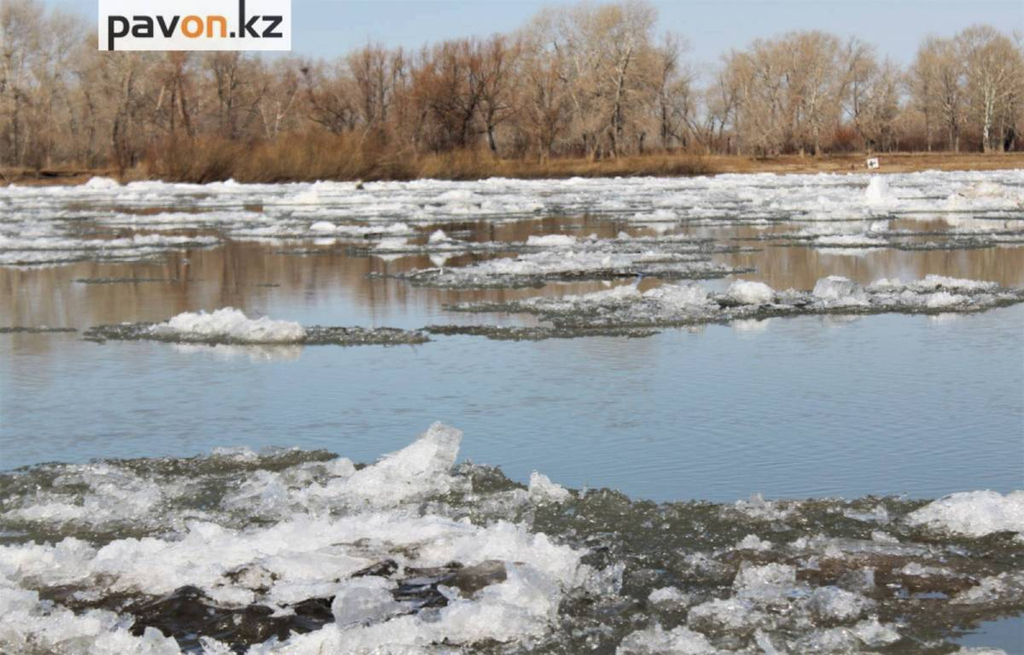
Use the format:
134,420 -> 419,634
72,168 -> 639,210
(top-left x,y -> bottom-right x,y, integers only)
486,123 -> 497,155
925,111 -> 932,152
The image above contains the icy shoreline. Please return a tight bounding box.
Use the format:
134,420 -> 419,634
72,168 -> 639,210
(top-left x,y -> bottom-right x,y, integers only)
0,424 -> 1021,654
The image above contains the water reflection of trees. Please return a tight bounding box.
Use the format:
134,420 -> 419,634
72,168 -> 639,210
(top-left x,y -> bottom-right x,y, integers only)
2,216 -> 1022,359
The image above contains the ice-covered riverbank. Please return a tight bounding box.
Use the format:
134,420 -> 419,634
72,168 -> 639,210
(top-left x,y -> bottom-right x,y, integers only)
1,424 -> 1021,654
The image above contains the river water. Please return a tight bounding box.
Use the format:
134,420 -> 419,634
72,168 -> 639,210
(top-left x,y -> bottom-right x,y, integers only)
0,171 -> 1021,653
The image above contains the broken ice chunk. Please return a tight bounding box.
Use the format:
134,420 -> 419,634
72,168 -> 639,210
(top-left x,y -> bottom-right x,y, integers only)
907,491 -> 1024,537
332,577 -> 404,628
528,471 -> 571,504
617,623 -> 716,654
812,276 -> 868,306
727,279 -> 775,305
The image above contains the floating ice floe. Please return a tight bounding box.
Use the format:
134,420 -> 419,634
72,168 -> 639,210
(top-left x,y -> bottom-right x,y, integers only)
0,233 -> 220,267
0,326 -> 77,334
389,248 -> 750,288
0,425 -> 1021,653
356,231 -> 746,267
425,323 -> 662,341
440,275 -> 1024,339
156,308 -> 305,343
753,223 -> 1024,253
73,276 -> 185,285
82,308 -> 429,347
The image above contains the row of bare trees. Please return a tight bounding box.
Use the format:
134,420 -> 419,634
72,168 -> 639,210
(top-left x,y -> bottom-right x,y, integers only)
1,0 -> 1022,173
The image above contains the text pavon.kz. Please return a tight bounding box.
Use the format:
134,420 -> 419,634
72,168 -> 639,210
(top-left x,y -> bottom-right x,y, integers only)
98,0 -> 291,51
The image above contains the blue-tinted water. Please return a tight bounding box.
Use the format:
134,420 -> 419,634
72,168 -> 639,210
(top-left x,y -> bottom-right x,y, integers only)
2,241 -> 1021,503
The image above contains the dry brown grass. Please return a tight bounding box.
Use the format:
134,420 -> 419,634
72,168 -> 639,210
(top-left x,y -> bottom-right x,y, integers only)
3,145 -> 1022,186
710,151 -> 1024,174
137,135 -> 715,183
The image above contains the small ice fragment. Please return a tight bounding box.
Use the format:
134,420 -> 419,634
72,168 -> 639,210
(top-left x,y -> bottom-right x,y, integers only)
528,471 -> 571,504
865,176 -> 889,205
807,586 -> 873,621
735,534 -> 771,551
617,623 -> 716,654
871,530 -> 898,544
755,629 -> 784,654
845,504 -> 890,523
900,562 -> 953,577
687,597 -> 765,631
951,571 -> 1024,605
837,568 -> 876,594
339,422 -> 462,505
199,636 -> 234,654
309,221 -> 336,233
734,562 -> 797,601
428,229 -> 449,243
331,577 -> 402,628
84,176 -> 121,189
437,584 -> 461,601
918,275 -> 997,292
907,491 -> 1024,537
812,276 -> 867,305
647,586 -> 689,607
526,234 -> 577,248
727,279 -> 775,305
374,237 -> 409,251
925,291 -> 969,308
642,283 -> 709,308
852,616 -> 901,647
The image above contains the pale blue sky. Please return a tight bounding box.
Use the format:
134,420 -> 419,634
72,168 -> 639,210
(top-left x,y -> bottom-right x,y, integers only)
62,0 -> 1023,67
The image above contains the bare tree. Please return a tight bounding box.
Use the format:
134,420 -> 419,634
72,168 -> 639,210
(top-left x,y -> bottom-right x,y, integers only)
726,43 -> 787,156
958,25 -> 1023,152
0,0 -> 44,165
650,33 -> 696,151
299,59 -> 354,134
203,52 -> 265,140
910,36 -> 965,151
477,35 -> 520,156
257,59 -> 299,139
516,23 -> 571,160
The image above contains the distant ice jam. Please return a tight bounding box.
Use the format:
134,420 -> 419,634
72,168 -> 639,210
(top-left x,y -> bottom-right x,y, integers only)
98,0 -> 291,51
